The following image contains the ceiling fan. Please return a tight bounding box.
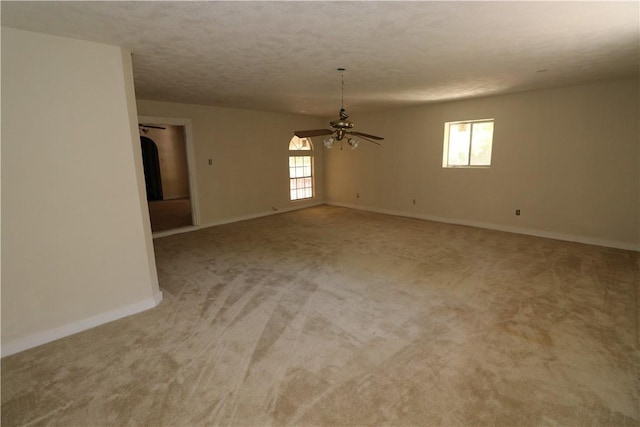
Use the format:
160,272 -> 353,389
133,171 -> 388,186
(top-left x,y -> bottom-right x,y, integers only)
294,68 -> 384,150
138,123 -> 166,134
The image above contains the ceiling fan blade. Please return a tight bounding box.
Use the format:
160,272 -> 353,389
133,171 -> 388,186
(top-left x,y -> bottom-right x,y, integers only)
294,129 -> 334,138
347,132 -> 381,145
350,131 -> 384,140
139,124 -> 166,130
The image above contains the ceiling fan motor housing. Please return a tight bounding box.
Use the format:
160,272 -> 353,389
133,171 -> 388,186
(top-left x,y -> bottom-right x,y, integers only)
330,119 -> 355,129
330,106 -> 354,139
330,120 -> 354,141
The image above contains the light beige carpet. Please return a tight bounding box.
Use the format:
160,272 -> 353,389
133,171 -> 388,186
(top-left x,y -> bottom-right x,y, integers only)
2,205 -> 639,426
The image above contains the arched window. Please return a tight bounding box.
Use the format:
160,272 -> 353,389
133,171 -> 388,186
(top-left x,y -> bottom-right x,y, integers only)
288,136 -> 314,201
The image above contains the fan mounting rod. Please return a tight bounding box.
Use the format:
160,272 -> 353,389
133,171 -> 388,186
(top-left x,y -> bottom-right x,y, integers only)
331,67 -> 353,135
337,67 -> 346,111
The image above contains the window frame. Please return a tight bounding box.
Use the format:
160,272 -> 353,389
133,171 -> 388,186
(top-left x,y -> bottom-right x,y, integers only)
442,118 -> 494,168
288,136 -> 315,201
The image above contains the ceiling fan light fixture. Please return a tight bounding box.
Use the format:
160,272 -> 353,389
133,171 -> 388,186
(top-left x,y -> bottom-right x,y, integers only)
323,137 -> 335,148
348,138 -> 358,150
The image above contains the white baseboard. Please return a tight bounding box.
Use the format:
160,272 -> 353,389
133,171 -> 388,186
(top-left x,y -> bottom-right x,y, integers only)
1,291 -> 163,358
153,201 -> 325,239
200,202 -> 325,229
327,201 -> 639,252
152,225 -> 199,239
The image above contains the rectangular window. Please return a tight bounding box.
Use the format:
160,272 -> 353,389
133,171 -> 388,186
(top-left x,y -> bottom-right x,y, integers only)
443,119 -> 494,167
289,155 -> 313,200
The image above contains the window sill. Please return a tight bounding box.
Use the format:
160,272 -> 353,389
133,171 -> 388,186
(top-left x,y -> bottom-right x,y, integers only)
442,165 -> 491,169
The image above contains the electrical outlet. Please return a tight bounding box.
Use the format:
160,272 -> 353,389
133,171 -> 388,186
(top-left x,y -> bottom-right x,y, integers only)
208,158 -> 212,165
516,209 -> 521,216
356,192 -> 360,199
412,199 -> 416,205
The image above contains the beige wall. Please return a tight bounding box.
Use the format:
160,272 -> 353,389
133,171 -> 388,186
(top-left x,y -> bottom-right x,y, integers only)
136,100 -> 325,225
1,28 -> 161,355
142,125 -> 190,200
325,79 -> 640,250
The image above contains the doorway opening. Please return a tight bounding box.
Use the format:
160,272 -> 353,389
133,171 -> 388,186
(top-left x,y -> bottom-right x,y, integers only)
138,117 -> 199,234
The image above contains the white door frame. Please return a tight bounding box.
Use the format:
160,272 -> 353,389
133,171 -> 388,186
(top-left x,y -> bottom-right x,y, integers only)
138,115 -> 201,227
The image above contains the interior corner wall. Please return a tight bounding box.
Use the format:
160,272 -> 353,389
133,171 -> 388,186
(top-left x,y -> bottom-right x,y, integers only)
136,100 -> 326,226
325,79 -> 640,250
1,27 -> 161,356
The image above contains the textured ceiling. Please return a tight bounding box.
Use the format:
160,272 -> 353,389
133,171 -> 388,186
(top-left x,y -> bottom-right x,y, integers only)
2,1 -> 639,117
